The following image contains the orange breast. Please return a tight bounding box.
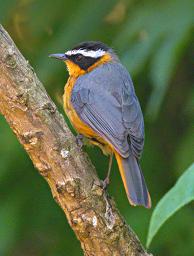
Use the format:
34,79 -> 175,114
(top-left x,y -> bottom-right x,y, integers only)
63,76 -> 98,138
63,76 -> 112,155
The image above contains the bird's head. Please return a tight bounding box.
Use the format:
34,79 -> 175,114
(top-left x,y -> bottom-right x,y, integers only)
49,41 -> 116,77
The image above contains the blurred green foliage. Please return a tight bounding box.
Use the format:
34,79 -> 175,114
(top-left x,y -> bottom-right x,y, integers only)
147,163 -> 194,248
0,0 -> 193,255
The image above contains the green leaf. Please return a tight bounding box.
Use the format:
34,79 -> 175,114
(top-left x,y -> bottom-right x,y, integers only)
147,163 -> 194,248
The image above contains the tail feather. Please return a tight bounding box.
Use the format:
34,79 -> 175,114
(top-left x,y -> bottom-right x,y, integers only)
115,152 -> 151,208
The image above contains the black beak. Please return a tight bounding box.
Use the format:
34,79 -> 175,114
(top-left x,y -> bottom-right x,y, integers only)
49,53 -> 67,61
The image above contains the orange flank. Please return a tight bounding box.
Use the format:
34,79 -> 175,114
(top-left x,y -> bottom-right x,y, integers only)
63,74 -> 112,154
64,79 -> 120,162
63,76 -> 95,137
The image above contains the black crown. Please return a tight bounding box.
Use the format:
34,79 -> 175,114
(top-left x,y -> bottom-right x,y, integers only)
72,41 -> 109,52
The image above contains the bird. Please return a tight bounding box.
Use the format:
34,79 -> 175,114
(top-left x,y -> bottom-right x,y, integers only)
49,41 -> 151,208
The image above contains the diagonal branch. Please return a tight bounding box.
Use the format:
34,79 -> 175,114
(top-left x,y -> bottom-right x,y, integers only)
0,25 -> 151,256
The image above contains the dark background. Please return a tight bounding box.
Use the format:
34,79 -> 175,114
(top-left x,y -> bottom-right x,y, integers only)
0,0 -> 193,255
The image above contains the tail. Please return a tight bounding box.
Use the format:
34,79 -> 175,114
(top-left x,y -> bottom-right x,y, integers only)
115,152 -> 151,208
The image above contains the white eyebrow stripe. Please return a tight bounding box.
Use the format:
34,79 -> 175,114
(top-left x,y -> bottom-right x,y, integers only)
65,49 -> 106,58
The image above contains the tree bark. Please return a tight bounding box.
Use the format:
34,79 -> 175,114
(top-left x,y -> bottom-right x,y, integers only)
0,25 -> 151,256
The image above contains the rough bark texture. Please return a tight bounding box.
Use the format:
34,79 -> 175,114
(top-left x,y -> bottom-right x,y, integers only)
0,25 -> 151,256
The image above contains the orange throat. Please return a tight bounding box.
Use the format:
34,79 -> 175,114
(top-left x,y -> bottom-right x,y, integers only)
64,53 -> 112,78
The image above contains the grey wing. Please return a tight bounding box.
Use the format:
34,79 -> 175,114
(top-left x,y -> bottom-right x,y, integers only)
121,71 -> 144,159
71,62 -> 144,159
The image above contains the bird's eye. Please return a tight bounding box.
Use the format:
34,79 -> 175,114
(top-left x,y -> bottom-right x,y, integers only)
76,54 -> 83,61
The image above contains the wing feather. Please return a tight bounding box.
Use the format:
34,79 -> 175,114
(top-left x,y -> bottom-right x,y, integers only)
71,62 -> 144,159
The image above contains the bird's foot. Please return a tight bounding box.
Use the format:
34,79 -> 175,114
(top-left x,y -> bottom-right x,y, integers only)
76,134 -> 84,149
101,177 -> 110,190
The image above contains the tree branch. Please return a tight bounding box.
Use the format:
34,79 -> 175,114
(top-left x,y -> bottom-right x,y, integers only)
0,25 -> 151,256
